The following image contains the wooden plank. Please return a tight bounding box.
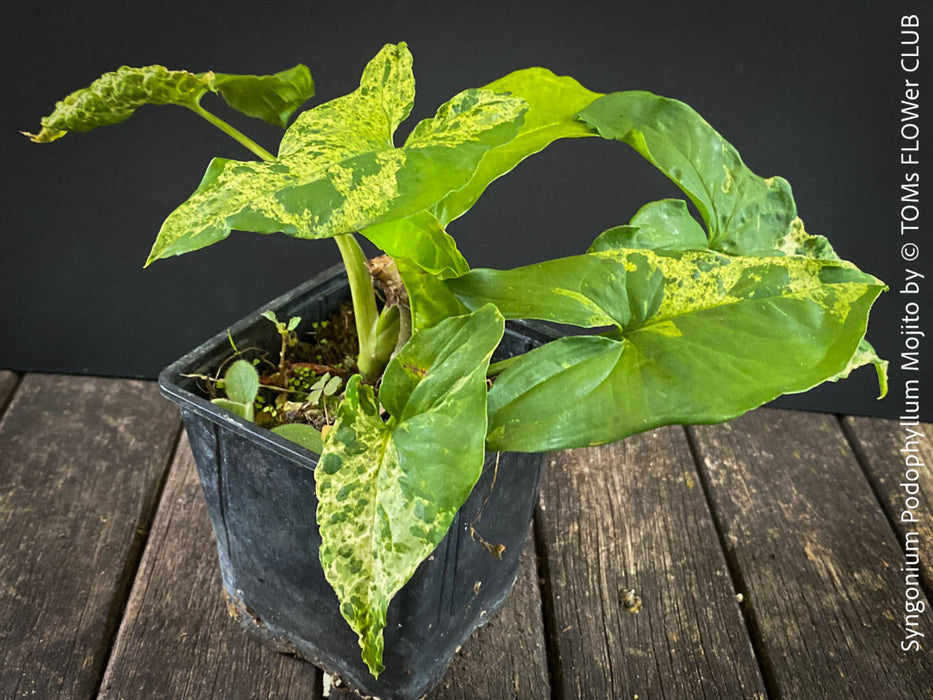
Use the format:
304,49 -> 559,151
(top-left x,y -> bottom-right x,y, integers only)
99,434 -> 321,699
690,408 -> 933,698
843,416 -> 933,591
0,374 -> 180,698
536,426 -> 767,699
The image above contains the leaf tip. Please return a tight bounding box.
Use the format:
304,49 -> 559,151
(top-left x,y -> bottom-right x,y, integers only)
874,358 -> 889,400
21,128 -> 64,144
361,633 -> 386,678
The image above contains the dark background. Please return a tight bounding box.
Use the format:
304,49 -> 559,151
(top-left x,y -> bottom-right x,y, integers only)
3,1 -> 929,419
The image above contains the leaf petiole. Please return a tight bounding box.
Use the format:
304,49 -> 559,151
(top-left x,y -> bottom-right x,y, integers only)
191,101 -> 386,379
188,103 -> 276,161
335,233 -> 384,380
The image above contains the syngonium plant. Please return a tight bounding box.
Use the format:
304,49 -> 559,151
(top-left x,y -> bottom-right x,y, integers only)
29,42 -> 888,676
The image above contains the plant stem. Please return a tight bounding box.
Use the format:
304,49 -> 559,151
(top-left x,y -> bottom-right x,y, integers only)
191,102 -> 386,381
335,234 -> 383,380
189,104 -> 276,161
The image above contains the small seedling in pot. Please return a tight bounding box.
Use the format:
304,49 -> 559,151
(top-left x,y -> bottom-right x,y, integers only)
211,359 -> 260,421
261,310 -> 302,388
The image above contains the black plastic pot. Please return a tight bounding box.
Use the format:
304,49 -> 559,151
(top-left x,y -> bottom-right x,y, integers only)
158,264 -> 551,700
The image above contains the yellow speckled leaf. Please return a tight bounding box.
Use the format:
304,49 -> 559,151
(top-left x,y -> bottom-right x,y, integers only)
449,246 -> 886,452
316,305 -> 504,676
145,44 -> 527,266
26,64 -> 313,142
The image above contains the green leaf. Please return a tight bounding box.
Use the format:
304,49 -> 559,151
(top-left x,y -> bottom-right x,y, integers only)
25,64 -> 313,143
588,199 -> 708,253
222,359 -> 260,406
145,43 -> 528,265
434,68 -> 602,226
363,211 -> 468,278
286,316 -> 301,332
577,91 -> 828,258
316,305 -> 504,677
271,423 -> 324,453
363,211 -> 470,331
451,247 -> 885,452
448,254 -> 651,329
210,398 -> 254,421
323,375 -> 342,396
362,69 -> 601,329
209,64 -> 314,127
448,89 -> 886,451
827,339 -> 888,399
395,256 -> 471,330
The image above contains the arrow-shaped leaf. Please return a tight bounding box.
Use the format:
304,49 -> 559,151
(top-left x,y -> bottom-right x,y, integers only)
464,245 -> 885,451
577,91 -> 842,259
316,305 -> 504,677
145,43 -> 528,265
441,91 -> 888,451
25,64 -> 314,143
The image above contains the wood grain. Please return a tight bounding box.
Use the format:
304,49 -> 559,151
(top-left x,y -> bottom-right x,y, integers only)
99,434 -> 322,699
0,375 -> 180,698
690,408 -> 933,698
536,426 -> 766,699
843,416 -> 933,591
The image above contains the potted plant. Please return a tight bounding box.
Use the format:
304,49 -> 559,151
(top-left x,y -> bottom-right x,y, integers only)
28,42 -> 887,699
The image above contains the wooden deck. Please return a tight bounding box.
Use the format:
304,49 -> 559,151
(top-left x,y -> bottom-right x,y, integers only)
1,370 -> 931,699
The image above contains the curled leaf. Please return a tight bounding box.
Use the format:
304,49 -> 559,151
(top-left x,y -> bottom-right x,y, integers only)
25,63 -> 313,142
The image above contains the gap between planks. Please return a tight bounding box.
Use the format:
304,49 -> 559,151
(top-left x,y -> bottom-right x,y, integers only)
689,408 -> 933,699
0,374 -> 180,699
840,415 -> 933,596
534,423 -> 767,699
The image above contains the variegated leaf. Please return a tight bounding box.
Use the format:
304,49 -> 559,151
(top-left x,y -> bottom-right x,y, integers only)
316,305 -> 504,676
437,90 -> 888,452
362,69 -> 602,330
434,68 -> 602,226
145,43 -> 527,265
25,64 -> 313,142
450,243 -> 886,452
